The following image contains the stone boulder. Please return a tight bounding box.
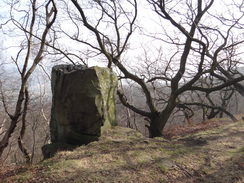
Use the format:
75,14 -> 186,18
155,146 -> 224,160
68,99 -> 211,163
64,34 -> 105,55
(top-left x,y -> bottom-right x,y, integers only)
49,65 -> 118,146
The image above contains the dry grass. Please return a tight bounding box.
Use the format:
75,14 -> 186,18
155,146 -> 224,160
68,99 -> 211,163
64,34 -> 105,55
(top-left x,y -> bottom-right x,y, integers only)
1,120 -> 244,183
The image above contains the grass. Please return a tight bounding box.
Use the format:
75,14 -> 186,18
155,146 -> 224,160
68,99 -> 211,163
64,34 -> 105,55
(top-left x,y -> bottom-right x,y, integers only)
1,120 -> 244,183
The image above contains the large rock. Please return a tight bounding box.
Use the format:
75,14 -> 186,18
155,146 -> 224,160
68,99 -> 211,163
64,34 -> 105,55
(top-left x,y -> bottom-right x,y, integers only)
49,65 -> 118,145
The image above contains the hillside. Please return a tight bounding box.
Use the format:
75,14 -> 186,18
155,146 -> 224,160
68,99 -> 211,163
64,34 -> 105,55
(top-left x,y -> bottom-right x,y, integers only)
1,119 -> 244,183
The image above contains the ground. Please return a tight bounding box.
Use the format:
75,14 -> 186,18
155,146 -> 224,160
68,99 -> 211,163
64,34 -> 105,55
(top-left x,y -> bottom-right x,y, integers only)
0,118 -> 244,183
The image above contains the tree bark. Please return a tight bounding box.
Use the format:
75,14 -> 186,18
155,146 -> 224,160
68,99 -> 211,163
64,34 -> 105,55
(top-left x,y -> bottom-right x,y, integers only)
149,97 -> 177,137
0,88 -> 25,157
18,88 -> 31,164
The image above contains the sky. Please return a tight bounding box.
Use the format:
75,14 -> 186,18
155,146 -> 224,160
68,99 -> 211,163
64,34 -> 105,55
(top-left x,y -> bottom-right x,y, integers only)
0,0 -> 243,72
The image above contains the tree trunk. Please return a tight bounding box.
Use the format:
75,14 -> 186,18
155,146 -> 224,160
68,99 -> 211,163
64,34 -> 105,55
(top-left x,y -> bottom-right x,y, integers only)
149,99 -> 177,138
0,88 -> 25,157
18,88 -> 31,164
0,119 -> 19,157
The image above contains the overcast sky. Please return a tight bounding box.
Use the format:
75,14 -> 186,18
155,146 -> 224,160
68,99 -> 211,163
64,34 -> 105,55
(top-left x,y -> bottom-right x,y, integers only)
0,0 -> 243,70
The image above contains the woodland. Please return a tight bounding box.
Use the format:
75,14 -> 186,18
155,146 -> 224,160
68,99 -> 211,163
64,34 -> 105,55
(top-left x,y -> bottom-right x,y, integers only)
0,0 -> 244,166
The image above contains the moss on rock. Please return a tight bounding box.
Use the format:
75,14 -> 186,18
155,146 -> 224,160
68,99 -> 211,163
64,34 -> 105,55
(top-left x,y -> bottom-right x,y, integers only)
44,65 -> 118,158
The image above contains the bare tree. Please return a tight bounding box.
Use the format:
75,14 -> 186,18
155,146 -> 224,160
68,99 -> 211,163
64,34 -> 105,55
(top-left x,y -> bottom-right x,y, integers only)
55,0 -> 244,137
0,0 -> 57,158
